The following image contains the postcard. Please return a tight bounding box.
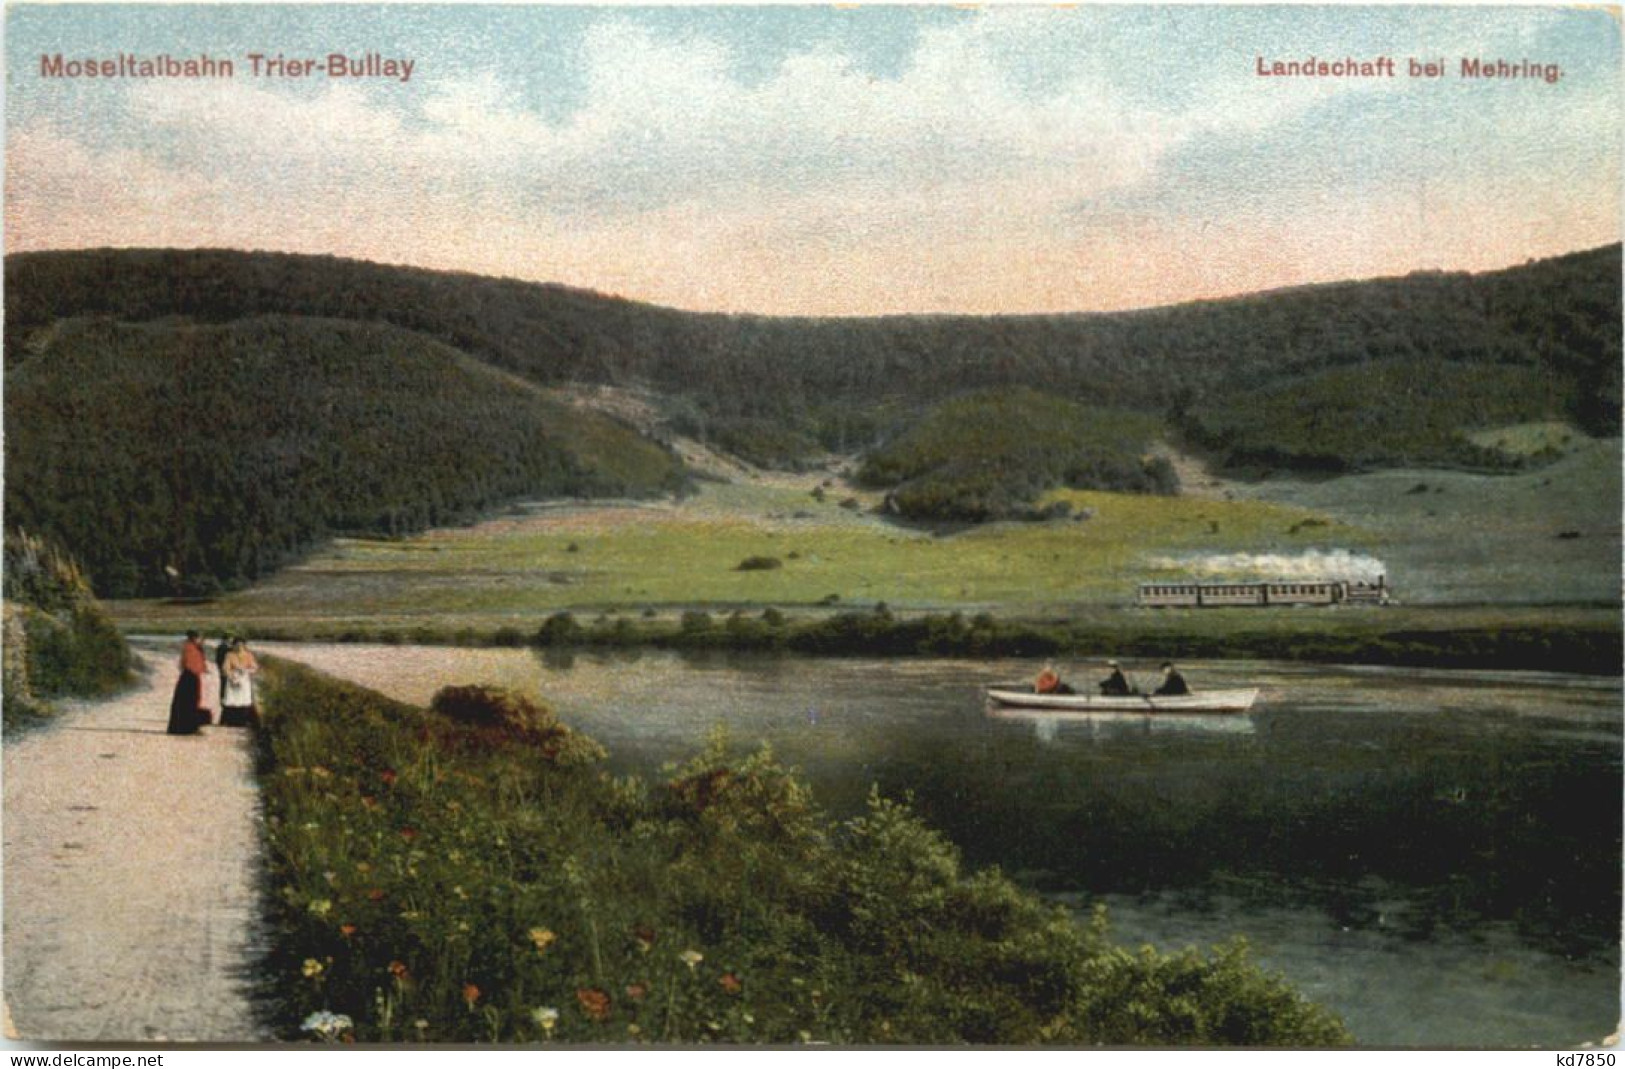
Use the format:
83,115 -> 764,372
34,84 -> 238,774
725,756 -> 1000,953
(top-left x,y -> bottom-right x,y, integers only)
2,2 -> 1619,1052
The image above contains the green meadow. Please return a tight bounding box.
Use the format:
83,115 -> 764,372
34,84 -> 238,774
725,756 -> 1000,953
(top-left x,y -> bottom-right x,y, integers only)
112,474 -> 1369,633
113,425 -> 1620,646
1232,435 -> 1621,605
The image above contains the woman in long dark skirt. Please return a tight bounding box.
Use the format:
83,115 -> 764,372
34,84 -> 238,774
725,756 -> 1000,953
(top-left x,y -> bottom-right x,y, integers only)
166,630 -> 208,735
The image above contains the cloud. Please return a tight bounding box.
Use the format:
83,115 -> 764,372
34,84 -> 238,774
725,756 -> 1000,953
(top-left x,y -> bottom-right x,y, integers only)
5,8 -> 1618,313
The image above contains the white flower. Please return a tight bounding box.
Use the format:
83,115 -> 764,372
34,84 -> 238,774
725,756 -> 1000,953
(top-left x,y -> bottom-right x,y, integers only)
300,1010 -> 353,1040
679,949 -> 704,970
532,1006 -> 560,1032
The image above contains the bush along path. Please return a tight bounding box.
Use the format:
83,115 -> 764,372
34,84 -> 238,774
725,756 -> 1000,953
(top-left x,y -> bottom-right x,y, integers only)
2,649 -> 269,1042
256,661 -> 1350,1046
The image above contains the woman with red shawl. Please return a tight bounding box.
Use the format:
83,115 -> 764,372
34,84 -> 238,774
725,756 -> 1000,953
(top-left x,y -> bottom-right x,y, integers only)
166,630 -> 209,735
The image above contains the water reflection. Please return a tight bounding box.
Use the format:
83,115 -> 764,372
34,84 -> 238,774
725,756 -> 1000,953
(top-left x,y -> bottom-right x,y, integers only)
987,705 -> 1259,741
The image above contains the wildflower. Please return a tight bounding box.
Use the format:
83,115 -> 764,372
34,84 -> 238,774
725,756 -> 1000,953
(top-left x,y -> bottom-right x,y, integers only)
367,888 -> 386,901
627,1023 -> 642,1037
528,927 -> 557,953
311,766 -> 332,778
360,796 -> 378,810
719,973 -> 742,996
531,1007 -> 559,1033
380,769 -> 398,786
624,982 -> 648,1002
389,961 -> 410,981
339,924 -> 357,938
452,885 -> 468,900
462,982 -> 482,1008
414,1019 -> 429,1032
399,827 -> 419,842
632,923 -> 656,953
300,1010 -> 353,1040
576,987 -> 611,1022
307,899 -> 332,917
679,949 -> 703,971
301,958 -> 325,979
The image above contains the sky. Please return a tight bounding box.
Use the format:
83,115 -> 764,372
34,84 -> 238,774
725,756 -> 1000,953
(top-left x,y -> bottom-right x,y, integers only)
4,4 -> 1620,315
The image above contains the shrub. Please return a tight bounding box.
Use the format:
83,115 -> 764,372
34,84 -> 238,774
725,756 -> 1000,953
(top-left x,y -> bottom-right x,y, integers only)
429,684 -> 606,765
535,612 -> 583,646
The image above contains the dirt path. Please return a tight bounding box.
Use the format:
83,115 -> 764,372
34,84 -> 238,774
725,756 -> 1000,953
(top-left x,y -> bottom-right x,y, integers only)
3,650 -> 269,1042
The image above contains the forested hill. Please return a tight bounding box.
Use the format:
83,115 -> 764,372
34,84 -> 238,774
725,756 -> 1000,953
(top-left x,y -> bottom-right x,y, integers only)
6,244 -> 1621,444
4,244 -> 1619,593
4,315 -> 685,596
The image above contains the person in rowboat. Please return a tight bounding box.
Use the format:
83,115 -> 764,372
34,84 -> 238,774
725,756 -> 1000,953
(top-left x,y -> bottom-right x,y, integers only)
1033,662 -> 1075,695
1154,662 -> 1190,696
1098,659 -> 1132,696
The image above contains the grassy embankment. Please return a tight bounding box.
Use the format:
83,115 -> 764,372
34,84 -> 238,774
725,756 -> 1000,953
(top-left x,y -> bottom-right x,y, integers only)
3,532 -> 136,732
255,658 -> 1351,1045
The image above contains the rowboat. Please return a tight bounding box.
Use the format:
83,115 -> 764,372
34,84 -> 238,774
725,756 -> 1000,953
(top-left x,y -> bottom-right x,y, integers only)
984,685 -> 1259,715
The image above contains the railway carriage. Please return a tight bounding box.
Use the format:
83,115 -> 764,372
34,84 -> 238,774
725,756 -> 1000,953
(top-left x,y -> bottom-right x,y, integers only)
1137,575 -> 1389,607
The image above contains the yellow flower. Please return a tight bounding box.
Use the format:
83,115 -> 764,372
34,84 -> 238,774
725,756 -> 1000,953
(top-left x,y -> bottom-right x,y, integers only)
307,899 -> 333,917
532,1007 -> 559,1032
679,949 -> 704,971
301,958 -> 325,979
528,928 -> 558,953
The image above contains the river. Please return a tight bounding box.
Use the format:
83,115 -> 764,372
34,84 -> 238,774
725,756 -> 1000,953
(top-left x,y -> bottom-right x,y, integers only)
259,642 -> 1621,1048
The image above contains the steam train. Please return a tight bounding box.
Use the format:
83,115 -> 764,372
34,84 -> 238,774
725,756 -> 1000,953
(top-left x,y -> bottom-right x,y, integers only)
1137,576 -> 1390,607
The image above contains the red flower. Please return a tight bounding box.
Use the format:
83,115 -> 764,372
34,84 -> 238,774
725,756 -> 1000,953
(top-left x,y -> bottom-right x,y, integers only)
462,982 -> 481,1008
366,888 -> 386,902
632,923 -> 656,952
719,973 -> 742,996
624,982 -> 648,1002
399,827 -> 418,842
576,987 -> 612,1022
389,961 -> 410,980
380,769 -> 398,787
339,924 -> 357,938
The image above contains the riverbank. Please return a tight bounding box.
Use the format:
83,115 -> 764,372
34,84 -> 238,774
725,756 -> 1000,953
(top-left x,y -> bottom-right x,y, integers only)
252,658 -> 1351,1045
1,654 -> 269,1041
254,643 -> 1620,1047
127,604 -> 1622,675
